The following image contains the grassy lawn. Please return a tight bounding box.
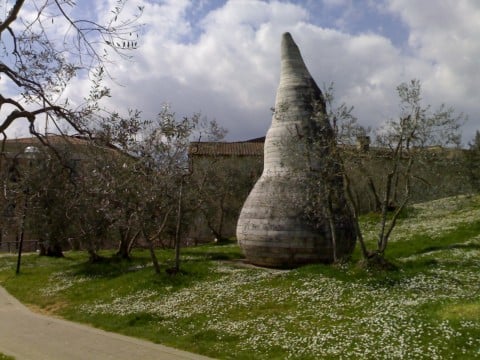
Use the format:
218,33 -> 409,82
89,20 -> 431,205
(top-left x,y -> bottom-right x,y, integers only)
1,195 -> 480,359
0,354 -> 14,360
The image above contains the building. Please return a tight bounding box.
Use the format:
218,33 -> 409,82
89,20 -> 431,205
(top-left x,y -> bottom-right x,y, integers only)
0,134 -> 111,252
188,135 -> 472,244
187,137 -> 264,242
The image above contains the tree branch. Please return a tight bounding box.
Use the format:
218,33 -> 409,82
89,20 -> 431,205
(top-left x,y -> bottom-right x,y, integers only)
0,0 -> 25,33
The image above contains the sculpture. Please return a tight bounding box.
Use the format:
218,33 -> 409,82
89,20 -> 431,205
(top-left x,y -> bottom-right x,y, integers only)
236,32 -> 356,268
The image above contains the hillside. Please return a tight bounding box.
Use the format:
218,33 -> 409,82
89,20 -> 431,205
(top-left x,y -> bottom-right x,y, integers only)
1,194 -> 479,359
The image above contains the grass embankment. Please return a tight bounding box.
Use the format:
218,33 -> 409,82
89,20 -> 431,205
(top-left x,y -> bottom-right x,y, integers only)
1,195 -> 480,359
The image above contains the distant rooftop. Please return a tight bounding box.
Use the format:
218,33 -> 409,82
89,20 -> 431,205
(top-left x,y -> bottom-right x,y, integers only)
1,134 -> 121,159
3,134 -> 92,147
189,137 -> 265,157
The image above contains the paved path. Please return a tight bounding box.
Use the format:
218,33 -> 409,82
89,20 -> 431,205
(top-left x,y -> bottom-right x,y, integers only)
0,286 -> 213,360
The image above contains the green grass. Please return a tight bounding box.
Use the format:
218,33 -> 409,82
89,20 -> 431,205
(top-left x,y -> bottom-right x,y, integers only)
1,195 -> 480,359
0,353 -> 15,360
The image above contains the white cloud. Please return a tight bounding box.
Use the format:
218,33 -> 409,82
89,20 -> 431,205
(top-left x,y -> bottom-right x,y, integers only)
382,0 -> 480,138
97,0 -> 315,138
322,0 -> 348,7
9,0 -> 475,143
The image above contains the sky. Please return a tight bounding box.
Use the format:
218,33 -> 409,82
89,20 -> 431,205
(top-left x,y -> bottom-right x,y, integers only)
5,0 -> 480,145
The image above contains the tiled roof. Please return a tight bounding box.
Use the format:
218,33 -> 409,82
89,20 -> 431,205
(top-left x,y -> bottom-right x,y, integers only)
245,136 -> 266,143
3,134 -> 92,147
189,139 -> 264,156
1,134 -> 122,159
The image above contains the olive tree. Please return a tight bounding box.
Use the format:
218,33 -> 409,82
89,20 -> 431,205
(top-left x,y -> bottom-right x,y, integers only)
191,155 -> 261,243
0,0 -> 142,138
464,130 -> 480,190
93,106 -> 225,272
371,80 -> 464,260
23,149 -> 77,257
288,80 -> 464,265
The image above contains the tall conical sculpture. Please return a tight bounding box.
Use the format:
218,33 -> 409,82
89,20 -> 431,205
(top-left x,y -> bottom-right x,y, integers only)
236,33 -> 356,268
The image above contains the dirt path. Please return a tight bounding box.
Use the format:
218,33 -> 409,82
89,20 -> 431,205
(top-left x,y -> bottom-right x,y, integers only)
0,286 -> 213,360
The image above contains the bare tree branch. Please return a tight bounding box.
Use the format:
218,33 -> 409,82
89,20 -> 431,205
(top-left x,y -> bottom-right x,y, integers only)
0,0 -> 25,33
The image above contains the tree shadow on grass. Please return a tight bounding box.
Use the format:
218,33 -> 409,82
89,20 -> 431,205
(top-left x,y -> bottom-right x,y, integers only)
71,255 -> 152,278
417,242 -> 480,254
181,243 -> 245,262
400,242 -> 480,271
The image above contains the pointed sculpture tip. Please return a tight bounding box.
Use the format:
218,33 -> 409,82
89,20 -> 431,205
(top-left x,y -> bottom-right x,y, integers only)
282,32 -> 293,41
281,32 -> 301,61
281,32 -> 295,49
278,31 -> 324,104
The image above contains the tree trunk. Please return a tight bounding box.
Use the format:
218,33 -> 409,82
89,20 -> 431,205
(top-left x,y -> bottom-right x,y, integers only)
127,231 -> 140,255
378,170 -> 393,253
324,187 -> 337,262
143,208 -> 172,275
206,219 -> 228,243
87,249 -> 104,263
115,228 -> 132,260
367,176 -> 382,212
146,235 -> 161,275
39,242 -> 64,257
378,157 -> 413,254
216,193 -> 227,242
344,174 -> 369,259
174,177 -> 183,272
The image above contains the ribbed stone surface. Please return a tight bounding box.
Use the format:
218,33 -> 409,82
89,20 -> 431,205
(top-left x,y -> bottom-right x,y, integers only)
236,32 -> 356,268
